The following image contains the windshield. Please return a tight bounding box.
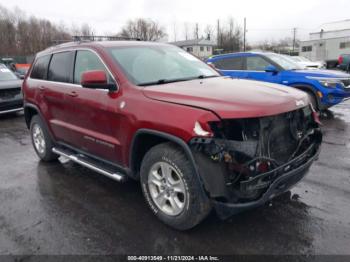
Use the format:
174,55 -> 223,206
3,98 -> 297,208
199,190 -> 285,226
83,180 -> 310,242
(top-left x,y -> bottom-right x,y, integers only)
265,53 -> 303,70
108,45 -> 219,86
0,67 -> 18,81
291,56 -> 310,62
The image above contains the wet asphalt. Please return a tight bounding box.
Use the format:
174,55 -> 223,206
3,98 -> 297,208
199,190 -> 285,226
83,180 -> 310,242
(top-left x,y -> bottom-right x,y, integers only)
0,101 -> 350,256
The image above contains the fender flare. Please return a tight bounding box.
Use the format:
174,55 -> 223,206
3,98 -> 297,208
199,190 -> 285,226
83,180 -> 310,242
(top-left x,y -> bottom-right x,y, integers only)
129,129 -> 208,196
23,102 -> 56,142
289,83 -> 321,109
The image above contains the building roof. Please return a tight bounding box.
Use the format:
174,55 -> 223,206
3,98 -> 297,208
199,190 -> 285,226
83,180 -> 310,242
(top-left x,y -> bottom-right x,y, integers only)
311,19 -> 350,34
170,38 -> 216,47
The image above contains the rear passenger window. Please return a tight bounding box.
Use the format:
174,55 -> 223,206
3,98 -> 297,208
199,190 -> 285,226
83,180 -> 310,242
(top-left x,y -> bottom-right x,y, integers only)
48,52 -> 74,83
30,55 -> 51,80
213,57 -> 243,70
74,50 -> 109,84
246,56 -> 271,71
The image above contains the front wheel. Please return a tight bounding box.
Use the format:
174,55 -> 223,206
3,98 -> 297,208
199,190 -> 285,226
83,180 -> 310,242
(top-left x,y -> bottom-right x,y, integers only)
140,143 -> 212,230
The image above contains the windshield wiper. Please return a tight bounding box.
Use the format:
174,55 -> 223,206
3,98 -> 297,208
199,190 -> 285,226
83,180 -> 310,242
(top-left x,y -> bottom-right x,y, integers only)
139,75 -> 219,86
197,75 -> 219,79
139,78 -> 189,86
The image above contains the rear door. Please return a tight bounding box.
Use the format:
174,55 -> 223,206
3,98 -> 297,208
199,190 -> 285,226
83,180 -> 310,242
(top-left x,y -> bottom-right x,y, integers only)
244,55 -> 282,84
42,51 -> 77,144
211,56 -> 247,78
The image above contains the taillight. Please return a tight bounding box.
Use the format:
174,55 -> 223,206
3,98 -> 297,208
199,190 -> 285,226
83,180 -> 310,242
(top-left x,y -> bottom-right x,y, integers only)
338,56 -> 343,65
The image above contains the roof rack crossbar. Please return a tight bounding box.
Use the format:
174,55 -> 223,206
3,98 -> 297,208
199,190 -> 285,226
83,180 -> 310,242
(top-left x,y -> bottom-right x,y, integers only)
72,35 -> 141,42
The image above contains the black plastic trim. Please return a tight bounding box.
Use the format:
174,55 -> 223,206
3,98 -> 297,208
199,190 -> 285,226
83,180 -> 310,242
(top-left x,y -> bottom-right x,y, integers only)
130,129 -> 207,195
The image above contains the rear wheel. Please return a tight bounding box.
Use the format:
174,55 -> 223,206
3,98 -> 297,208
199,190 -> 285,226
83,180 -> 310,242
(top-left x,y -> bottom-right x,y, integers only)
30,115 -> 58,161
140,143 -> 212,230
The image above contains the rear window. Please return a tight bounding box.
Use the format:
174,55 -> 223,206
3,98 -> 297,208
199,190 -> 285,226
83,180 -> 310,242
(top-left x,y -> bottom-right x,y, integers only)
30,55 -> 51,80
213,57 -> 244,70
48,52 -> 74,83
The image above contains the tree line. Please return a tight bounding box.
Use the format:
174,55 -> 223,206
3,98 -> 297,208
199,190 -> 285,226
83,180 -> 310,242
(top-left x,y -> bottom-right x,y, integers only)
0,5 -> 72,56
0,4 -> 295,58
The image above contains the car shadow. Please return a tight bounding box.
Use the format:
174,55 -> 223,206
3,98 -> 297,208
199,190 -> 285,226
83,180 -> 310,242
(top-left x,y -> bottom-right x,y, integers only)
35,159 -> 316,255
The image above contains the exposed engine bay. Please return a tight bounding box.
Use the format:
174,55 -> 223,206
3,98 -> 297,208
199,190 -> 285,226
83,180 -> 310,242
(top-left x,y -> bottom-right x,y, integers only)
190,106 -> 322,203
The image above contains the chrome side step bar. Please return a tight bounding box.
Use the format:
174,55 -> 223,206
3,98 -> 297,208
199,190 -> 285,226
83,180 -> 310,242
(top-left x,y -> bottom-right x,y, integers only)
0,108 -> 23,115
52,147 -> 125,182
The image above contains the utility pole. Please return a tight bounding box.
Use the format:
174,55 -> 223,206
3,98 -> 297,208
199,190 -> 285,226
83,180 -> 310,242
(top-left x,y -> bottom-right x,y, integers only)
217,19 -> 220,47
292,27 -> 297,52
195,23 -> 199,40
243,17 -> 247,52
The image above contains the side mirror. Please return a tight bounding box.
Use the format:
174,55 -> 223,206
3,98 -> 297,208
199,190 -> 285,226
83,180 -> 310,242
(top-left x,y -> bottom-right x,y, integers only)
265,65 -> 278,74
81,70 -> 117,91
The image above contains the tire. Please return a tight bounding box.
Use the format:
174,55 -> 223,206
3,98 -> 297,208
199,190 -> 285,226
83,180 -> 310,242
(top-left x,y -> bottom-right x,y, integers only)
30,115 -> 58,162
140,142 -> 212,230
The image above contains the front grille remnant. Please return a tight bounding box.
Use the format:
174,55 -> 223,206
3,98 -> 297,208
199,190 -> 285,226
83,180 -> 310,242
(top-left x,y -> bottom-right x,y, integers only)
0,88 -> 21,100
190,106 -> 322,202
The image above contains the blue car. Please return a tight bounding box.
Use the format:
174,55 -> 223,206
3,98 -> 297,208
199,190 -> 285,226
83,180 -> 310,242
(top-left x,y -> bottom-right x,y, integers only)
206,52 -> 350,110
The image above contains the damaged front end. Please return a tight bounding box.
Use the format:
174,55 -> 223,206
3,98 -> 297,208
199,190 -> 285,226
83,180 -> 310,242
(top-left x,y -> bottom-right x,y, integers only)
190,106 -> 322,219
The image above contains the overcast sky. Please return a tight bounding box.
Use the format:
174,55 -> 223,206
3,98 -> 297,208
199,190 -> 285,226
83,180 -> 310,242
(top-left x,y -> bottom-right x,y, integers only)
1,0 -> 350,43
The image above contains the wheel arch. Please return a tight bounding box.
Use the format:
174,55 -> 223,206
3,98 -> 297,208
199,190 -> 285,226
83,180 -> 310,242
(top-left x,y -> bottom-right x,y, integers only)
289,83 -> 321,109
24,103 -> 56,142
129,129 -> 203,186
24,103 -> 40,129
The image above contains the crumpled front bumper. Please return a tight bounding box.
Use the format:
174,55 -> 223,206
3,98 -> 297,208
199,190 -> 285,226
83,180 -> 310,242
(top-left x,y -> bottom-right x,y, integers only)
213,144 -> 321,220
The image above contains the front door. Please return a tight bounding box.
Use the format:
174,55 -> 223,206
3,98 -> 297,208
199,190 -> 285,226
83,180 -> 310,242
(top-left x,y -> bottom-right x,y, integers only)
64,49 -> 123,164
244,55 -> 282,84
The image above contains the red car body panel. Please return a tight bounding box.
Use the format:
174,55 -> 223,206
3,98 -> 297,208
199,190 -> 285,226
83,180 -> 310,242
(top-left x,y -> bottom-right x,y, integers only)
22,42 -> 309,168
143,77 -> 309,119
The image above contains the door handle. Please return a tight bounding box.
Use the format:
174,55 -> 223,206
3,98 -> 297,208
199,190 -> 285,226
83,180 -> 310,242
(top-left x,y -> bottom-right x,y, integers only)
68,91 -> 78,97
38,86 -> 46,91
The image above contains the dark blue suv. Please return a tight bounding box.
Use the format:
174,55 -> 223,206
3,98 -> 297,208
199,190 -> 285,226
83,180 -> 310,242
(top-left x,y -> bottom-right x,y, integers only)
207,52 -> 350,110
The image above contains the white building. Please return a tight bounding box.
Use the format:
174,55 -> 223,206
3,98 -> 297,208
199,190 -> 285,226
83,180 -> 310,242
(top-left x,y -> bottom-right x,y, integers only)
170,38 -> 216,59
299,20 -> 350,67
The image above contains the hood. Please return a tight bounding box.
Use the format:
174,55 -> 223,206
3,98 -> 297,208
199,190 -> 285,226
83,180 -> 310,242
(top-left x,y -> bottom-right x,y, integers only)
291,69 -> 350,78
0,79 -> 23,90
142,77 -> 309,119
298,61 -> 322,67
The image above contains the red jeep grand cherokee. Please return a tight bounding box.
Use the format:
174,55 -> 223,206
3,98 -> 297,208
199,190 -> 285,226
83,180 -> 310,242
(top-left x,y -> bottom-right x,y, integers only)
22,41 -> 322,230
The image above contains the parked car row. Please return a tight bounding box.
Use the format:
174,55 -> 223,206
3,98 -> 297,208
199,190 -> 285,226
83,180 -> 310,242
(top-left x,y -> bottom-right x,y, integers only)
20,41 -> 323,230
207,52 -> 350,111
338,54 -> 350,72
288,55 -> 326,69
0,64 -> 23,115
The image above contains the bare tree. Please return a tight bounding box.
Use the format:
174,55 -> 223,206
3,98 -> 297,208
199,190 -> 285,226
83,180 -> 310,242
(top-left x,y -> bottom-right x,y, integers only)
80,23 -> 94,36
216,17 -> 243,52
183,22 -> 190,40
119,18 -> 166,41
193,23 -> 199,40
204,25 -> 214,40
172,21 -> 177,41
0,4 -> 71,57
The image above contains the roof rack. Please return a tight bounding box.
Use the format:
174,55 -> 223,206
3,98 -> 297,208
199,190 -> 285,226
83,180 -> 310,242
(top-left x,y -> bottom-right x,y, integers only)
51,35 -> 141,45
73,35 -> 140,42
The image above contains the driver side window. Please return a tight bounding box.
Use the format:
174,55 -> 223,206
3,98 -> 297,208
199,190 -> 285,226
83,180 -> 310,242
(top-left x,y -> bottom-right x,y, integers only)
246,56 -> 272,71
74,50 -> 111,84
